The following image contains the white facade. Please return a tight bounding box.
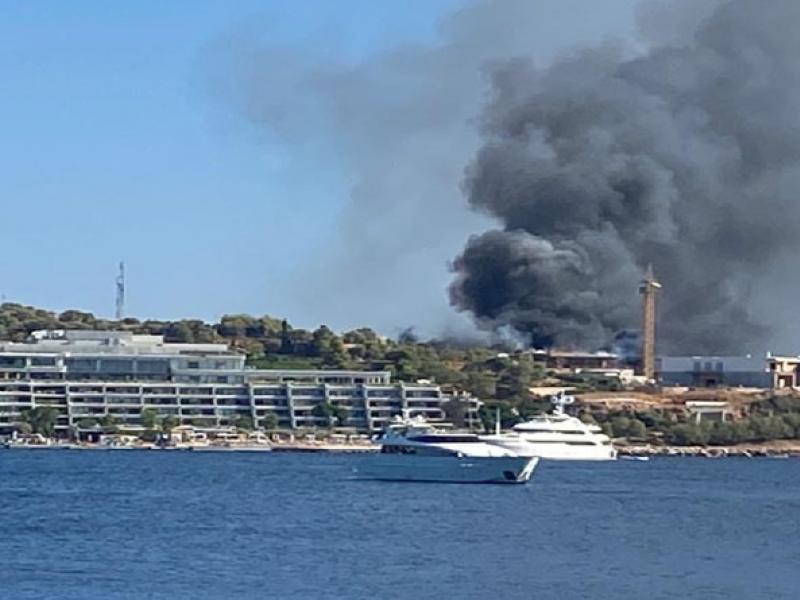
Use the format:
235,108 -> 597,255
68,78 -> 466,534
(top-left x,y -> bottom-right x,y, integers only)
0,330 -> 477,435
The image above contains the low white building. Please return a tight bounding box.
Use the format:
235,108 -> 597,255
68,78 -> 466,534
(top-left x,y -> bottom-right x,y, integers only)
685,401 -> 731,423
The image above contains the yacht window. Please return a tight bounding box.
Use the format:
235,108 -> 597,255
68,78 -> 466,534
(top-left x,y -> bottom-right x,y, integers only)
381,445 -> 416,454
406,435 -> 479,443
516,440 -> 596,444
516,429 -> 587,435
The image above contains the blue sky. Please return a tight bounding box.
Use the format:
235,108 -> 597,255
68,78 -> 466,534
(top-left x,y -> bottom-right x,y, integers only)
0,1 -> 458,319
0,0 -> 638,333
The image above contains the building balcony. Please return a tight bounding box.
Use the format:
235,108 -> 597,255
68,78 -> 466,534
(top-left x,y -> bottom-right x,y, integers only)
255,407 -> 290,415
106,397 -> 141,405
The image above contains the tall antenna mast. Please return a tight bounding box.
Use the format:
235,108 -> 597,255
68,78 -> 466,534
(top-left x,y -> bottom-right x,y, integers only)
639,264 -> 661,381
115,261 -> 125,320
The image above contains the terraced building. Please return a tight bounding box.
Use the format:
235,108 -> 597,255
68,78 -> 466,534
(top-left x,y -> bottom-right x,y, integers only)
0,330 -> 477,435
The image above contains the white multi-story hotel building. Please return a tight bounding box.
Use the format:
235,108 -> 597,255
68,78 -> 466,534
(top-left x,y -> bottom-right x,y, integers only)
0,330 -> 478,435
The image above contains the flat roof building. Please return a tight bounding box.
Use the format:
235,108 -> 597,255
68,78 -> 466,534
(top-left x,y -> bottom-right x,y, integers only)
531,349 -> 619,371
0,330 -> 478,435
766,355 -> 800,389
657,355 -> 771,388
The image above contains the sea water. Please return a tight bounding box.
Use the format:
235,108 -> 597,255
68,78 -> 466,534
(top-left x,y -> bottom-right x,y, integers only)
1,450 -> 798,599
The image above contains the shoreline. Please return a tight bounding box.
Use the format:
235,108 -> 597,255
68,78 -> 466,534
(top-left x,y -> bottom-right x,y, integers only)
1,441 -> 380,454
617,443 -> 800,458
4,441 -> 799,457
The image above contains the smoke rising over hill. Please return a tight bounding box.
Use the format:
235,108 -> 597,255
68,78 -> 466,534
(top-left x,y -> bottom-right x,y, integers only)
450,0 -> 800,353
210,0 -> 643,341
217,0 -> 800,353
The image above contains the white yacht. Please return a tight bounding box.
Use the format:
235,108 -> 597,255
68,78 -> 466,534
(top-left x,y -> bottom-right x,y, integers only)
482,394 -> 617,461
355,416 -> 538,484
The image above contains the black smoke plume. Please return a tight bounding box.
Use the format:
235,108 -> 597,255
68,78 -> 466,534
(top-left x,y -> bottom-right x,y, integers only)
450,0 -> 800,353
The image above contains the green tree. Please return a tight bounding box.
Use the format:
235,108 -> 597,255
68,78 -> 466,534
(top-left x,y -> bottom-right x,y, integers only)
634,411 -> 668,429
465,371 -> 496,399
609,416 -> 631,438
165,321 -> 195,343
161,415 -> 179,435
781,413 -> 800,437
99,413 -> 119,432
515,397 -> 552,419
730,420 -> 754,443
311,326 -> 351,368
343,328 -> 386,361
140,408 -> 159,430
708,422 -> 733,445
495,356 -> 544,401
442,398 -> 469,428
667,422 -> 710,446
77,417 -> 99,429
478,403 -> 517,432
13,421 -> 33,435
235,415 -> 254,431
331,403 -> 349,426
21,406 -> 59,437
218,314 -> 251,338
261,412 -> 279,430
419,360 -> 465,386
627,419 -> 647,439
312,402 -> 347,427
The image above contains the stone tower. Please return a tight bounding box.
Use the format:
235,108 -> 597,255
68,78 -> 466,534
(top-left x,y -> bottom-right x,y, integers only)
639,264 -> 661,380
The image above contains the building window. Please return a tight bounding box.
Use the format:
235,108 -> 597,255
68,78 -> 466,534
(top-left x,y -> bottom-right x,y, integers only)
31,357 -> 56,366
187,361 -> 200,369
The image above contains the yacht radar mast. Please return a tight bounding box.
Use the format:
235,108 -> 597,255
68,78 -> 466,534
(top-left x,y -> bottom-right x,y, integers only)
551,393 -> 575,416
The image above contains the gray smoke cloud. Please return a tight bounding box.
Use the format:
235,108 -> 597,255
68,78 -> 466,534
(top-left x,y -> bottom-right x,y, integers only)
205,0 -> 640,340
450,0 -> 800,353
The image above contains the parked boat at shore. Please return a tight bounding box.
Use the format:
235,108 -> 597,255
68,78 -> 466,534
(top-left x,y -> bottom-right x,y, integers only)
355,415 -> 538,484
3,433 -> 54,449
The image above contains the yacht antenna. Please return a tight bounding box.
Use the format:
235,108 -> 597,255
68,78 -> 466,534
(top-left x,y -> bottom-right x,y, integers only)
551,392 -> 574,416
495,406 -> 501,436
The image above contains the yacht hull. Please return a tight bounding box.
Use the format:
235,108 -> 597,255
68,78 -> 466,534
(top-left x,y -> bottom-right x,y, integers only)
481,437 -> 617,461
354,455 -> 538,484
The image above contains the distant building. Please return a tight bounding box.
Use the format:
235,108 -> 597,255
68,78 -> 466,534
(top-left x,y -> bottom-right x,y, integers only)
532,350 -> 619,371
656,355 -> 770,388
766,355 -> 800,389
0,330 -> 478,435
685,401 -> 731,423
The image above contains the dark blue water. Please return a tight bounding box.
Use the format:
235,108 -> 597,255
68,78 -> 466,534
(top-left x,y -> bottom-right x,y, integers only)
1,451 -> 798,600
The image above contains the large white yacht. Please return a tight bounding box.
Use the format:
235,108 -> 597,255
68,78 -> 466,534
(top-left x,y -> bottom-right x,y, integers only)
482,394 -> 616,461
355,416 -> 538,484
